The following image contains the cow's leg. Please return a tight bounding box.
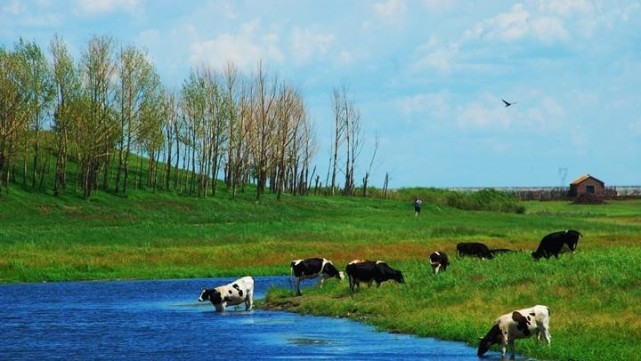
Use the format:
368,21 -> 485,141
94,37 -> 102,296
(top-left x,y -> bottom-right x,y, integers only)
500,332 -> 508,356
295,278 -> 302,296
246,290 -> 254,311
508,338 -> 516,358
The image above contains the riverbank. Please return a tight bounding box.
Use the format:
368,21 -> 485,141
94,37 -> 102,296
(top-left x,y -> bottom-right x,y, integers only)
260,248 -> 641,361
2,189 -> 641,360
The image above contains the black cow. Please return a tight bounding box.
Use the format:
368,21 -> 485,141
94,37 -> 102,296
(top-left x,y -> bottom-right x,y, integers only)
456,242 -> 494,259
345,260 -> 405,293
532,229 -> 582,260
290,258 -> 344,296
429,251 -> 450,274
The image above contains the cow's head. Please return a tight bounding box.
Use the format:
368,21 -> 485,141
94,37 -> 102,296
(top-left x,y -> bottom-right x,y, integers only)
477,324 -> 502,356
395,271 -> 405,284
323,261 -> 343,280
531,251 -> 543,260
198,288 -> 222,304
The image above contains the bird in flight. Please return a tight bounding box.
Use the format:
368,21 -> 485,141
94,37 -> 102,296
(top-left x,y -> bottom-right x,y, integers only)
502,99 -> 516,107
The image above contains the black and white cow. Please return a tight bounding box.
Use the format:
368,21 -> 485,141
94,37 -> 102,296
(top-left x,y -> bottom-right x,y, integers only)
456,242 -> 494,259
290,258 -> 344,296
198,276 -> 254,312
429,251 -> 450,274
532,229 -> 582,260
345,259 -> 405,293
478,305 -> 551,358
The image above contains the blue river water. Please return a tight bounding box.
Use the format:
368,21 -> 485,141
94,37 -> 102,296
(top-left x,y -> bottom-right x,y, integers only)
0,276 -> 511,360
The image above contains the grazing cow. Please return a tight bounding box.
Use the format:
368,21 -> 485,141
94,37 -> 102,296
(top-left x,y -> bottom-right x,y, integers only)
456,242 -> 494,259
198,276 -> 254,312
532,229 -> 582,260
429,251 -> 450,274
290,258 -> 344,296
346,259 -> 405,293
478,305 -> 551,358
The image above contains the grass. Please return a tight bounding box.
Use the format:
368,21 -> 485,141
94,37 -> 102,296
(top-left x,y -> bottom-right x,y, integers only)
1,186 -> 641,360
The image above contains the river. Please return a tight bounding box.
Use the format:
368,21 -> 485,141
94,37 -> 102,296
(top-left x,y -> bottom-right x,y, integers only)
0,276 -> 510,360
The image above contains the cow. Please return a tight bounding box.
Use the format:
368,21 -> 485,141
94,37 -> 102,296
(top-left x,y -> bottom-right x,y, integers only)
532,229 -> 582,260
478,305 -> 551,358
198,276 -> 254,312
428,251 -> 450,274
345,259 -> 405,293
290,258 -> 344,296
456,242 -> 494,259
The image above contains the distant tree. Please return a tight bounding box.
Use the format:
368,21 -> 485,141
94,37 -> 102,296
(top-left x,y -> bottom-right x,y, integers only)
160,88 -> 179,192
114,44 -> 162,194
14,38 -> 55,190
77,34 -> 117,198
0,46 -> 25,190
330,83 -> 361,196
50,35 -> 81,196
251,62 -> 278,201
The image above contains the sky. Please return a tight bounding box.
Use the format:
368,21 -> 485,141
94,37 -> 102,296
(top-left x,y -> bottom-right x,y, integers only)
1,0 -> 640,189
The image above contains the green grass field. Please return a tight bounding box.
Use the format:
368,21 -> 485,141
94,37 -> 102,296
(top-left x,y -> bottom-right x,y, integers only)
1,187 -> 640,360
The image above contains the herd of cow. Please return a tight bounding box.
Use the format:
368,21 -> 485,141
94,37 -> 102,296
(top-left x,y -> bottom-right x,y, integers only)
197,229 -> 582,358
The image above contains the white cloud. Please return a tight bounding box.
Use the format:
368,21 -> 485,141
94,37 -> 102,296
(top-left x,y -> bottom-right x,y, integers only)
465,3 -> 570,44
456,102 -> 511,130
2,0 -> 24,15
373,0 -> 407,22
76,0 -> 141,15
291,28 -> 334,64
338,50 -> 355,65
398,92 -> 450,117
539,0 -> 594,15
189,20 -> 284,71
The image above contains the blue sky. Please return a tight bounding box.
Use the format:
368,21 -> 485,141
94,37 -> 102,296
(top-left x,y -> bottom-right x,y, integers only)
1,0 -> 640,188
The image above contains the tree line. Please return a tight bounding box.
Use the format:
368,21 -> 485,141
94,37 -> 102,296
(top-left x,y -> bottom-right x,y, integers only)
0,35 -> 379,199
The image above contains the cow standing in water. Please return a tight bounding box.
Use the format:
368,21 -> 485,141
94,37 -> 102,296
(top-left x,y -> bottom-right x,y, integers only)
198,276 -> 254,312
478,305 -> 551,358
345,260 -> 405,293
429,251 -> 450,274
532,229 -> 582,259
290,258 -> 343,296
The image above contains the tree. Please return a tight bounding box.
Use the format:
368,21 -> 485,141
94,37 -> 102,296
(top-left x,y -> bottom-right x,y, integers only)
50,35 -> 81,196
77,35 -> 117,198
0,46 -> 25,190
251,62 -> 278,201
330,83 -> 361,196
14,38 -> 55,190
114,44 -> 162,194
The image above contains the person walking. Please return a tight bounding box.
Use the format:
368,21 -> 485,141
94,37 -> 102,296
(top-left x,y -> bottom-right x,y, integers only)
414,197 -> 423,216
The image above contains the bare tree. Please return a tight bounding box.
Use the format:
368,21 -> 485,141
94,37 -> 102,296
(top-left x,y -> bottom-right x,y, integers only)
330,83 -> 361,196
